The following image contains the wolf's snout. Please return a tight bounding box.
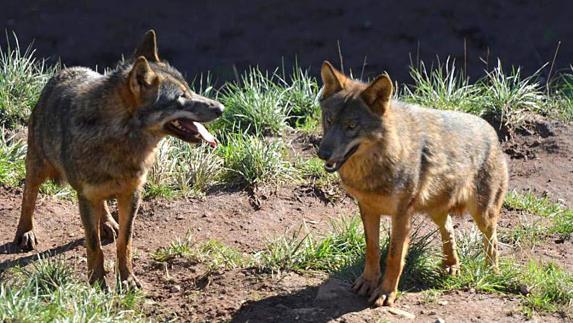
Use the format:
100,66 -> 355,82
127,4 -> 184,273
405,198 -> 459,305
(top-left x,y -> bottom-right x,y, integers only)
213,103 -> 224,117
317,147 -> 332,161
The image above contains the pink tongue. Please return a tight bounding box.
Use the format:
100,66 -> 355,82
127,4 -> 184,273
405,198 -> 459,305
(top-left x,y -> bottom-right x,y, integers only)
192,121 -> 217,148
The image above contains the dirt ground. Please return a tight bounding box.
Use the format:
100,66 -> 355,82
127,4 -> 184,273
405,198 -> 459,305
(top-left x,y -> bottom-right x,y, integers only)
1,1 -> 573,83
0,119 -> 572,322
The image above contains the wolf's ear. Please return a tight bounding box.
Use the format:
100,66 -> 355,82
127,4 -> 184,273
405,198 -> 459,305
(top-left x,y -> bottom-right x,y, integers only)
133,30 -> 160,63
128,56 -> 159,106
320,61 -> 347,99
361,73 -> 393,115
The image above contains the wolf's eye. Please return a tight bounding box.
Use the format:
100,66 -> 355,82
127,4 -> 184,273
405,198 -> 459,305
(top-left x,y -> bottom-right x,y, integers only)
326,116 -> 333,125
346,121 -> 357,130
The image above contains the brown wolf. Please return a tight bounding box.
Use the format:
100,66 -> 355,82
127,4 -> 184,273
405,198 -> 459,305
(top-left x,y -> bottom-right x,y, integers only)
317,61 -> 508,306
13,30 -> 224,288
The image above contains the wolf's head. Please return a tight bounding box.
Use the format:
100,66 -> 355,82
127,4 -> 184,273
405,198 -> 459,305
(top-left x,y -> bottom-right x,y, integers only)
317,61 -> 393,173
120,30 -> 224,147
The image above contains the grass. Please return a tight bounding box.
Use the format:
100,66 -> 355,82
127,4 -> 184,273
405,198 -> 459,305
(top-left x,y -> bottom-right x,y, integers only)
217,133 -> 295,188
214,68 -> 292,136
147,139 -> 223,198
0,127 -> 26,186
0,34 -> 56,129
440,229 -> 573,318
504,191 -> 573,240
0,257 -> 144,322
152,233 -> 247,271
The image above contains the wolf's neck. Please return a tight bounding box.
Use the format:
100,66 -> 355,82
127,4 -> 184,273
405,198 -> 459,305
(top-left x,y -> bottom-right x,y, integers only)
338,118 -> 404,194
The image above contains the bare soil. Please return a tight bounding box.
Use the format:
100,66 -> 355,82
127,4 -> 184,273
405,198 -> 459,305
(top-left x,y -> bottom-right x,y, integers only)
0,120 -> 572,322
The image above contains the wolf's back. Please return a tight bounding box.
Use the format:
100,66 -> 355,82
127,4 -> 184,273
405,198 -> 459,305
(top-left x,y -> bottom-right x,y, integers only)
29,67 -> 104,177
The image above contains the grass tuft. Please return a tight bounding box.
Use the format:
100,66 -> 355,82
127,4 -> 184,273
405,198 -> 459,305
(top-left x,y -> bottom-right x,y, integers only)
0,33 -> 56,129
217,133 -> 295,188
0,257 -> 144,322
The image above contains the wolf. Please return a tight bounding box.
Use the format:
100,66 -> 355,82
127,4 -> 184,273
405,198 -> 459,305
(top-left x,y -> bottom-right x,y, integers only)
317,61 -> 508,306
13,30 -> 224,288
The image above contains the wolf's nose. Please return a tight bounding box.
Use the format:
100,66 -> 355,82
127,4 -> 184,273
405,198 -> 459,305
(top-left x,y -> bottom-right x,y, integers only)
214,104 -> 224,117
317,148 -> 332,161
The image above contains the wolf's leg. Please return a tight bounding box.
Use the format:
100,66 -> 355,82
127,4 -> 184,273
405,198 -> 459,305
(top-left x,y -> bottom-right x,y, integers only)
78,195 -> 107,287
116,190 -> 142,289
471,207 -> 499,270
371,211 -> 412,306
352,202 -> 381,296
100,201 -> 119,241
430,212 -> 460,275
14,149 -> 49,250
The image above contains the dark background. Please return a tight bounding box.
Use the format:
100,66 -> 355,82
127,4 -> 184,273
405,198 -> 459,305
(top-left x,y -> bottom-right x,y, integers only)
1,0 -> 572,85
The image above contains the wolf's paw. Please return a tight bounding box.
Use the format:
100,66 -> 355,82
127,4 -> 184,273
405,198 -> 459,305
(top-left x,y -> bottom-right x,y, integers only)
444,264 -> 460,276
369,288 -> 397,307
100,219 -> 119,241
352,274 -> 380,297
14,230 -> 38,251
120,274 -> 143,291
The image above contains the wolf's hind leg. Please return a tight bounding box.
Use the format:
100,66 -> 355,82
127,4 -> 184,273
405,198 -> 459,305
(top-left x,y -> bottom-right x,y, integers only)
14,151 -> 50,250
470,206 -> 499,270
430,212 -> 460,275
100,201 -> 119,241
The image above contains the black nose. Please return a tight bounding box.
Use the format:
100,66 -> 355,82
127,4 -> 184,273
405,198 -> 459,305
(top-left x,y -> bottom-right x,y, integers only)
317,148 -> 332,160
214,104 -> 224,117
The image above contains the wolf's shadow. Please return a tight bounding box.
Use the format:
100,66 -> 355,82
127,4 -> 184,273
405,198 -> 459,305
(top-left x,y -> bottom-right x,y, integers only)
0,238 -> 84,273
231,277 -> 370,323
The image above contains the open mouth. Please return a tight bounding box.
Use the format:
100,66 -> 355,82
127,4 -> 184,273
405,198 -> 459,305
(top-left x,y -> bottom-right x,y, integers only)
164,118 -> 217,148
324,144 -> 360,173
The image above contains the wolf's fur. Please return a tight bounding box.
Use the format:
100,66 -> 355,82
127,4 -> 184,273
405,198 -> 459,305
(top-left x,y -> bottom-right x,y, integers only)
14,30 -> 224,288
318,61 -> 508,306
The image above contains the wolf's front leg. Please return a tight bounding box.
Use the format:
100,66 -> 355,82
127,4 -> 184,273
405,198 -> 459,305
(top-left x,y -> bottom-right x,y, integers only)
352,202 -> 382,296
371,211 -> 412,306
117,190 -> 142,289
78,195 -> 107,288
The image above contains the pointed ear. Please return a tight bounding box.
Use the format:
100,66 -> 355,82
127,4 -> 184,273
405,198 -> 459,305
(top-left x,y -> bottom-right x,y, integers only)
361,73 -> 393,115
320,61 -> 348,98
133,29 -> 160,62
129,56 -> 159,104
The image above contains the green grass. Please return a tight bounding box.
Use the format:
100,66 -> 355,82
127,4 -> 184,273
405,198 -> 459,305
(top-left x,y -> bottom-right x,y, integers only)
0,257 -> 144,322
152,233 -> 248,271
504,191 -> 573,240
214,68 -> 291,136
217,133 -> 295,188
0,128 -> 26,186
440,229 -> 573,318
147,139 -> 223,198
0,34 -> 56,129
402,58 -> 481,113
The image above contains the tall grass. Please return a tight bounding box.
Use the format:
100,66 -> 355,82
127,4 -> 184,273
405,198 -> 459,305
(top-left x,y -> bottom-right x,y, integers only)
147,139 -> 223,197
0,34 -> 56,129
217,133 -> 295,188
402,58 -> 481,113
214,68 -> 292,136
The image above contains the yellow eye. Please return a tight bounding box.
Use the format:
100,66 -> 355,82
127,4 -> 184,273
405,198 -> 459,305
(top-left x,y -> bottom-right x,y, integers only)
346,121 -> 357,130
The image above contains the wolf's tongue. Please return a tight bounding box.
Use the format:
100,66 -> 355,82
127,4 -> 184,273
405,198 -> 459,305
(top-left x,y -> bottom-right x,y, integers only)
192,121 -> 217,148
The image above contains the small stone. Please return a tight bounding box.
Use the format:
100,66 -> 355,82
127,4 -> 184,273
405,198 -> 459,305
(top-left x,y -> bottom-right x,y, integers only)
387,307 -> 416,319
170,285 -> 182,293
176,214 -> 184,220
435,318 -> 445,323
438,300 -> 449,306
